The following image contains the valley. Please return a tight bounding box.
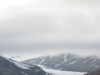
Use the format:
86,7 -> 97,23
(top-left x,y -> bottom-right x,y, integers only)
38,65 -> 86,75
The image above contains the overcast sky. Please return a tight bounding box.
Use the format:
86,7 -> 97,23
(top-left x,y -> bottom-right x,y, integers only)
0,0 -> 100,61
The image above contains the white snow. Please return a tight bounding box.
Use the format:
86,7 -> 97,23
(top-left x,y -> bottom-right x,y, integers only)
54,54 -> 68,67
90,59 -> 97,64
40,57 -> 45,64
30,60 -> 33,64
82,59 -> 88,64
67,60 -> 77,65
0,55 -> 34,70
55,64 -> 60,67
0,55 -> 13,63
38,65 -> 86,75
44,69 -> 85,75
30,59 -> 37,64
13,61 -> 33,69
5,58 -> 13,63
50,56 -> 53,60
35,69 -> 41,72
92,63 -> 96,66
55,54 -> 72,67
61,53 -> 68,64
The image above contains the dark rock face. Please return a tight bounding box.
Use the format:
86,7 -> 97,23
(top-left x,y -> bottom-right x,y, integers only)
23,53 -> 100,72
0,56 -> 46,75
85,69 -> 100,75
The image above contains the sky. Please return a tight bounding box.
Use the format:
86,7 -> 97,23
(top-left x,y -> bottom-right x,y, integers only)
0,0 -> 100,61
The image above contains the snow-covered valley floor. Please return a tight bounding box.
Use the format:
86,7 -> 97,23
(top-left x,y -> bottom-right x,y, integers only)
38,65 -> 86,75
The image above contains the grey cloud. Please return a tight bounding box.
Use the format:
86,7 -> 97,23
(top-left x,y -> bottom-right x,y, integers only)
0,0 -> 100,58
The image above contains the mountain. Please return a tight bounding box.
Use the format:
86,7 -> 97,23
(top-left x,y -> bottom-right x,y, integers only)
85,69 -> 100,75
23,53 -> 100,72
0,55 -> 50,75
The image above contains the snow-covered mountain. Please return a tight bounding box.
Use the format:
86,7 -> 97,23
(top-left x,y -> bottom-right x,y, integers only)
23,53 -> 100,72
0,55 -> 86,75
0,55 -> 50,75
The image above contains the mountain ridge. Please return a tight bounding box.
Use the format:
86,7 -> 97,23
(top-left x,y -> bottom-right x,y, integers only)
23,53 -> 100,72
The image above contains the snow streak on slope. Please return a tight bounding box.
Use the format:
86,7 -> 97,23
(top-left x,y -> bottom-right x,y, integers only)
61,53 -> 68,64
21,71 -> 28,75
55,54 -> 72,67
40,57 -> 46,64
82,59 -> 88,64
90,59 -> 97,64
67,60 -> 77,65
30,59 -> 37,64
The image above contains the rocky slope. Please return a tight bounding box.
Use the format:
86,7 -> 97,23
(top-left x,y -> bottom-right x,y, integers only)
85,69 -> 100,75
0,55 -> 49,75
23,53 -> 100,72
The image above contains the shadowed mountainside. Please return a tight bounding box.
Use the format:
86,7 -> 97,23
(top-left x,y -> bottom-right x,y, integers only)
0,55 -> 49,75
85,69 -> 100,75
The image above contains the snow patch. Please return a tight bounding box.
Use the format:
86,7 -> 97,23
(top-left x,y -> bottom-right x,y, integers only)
13,61 -> 33,69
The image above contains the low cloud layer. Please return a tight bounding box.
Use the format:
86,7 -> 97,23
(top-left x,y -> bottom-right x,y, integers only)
0,0 -> 100,60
